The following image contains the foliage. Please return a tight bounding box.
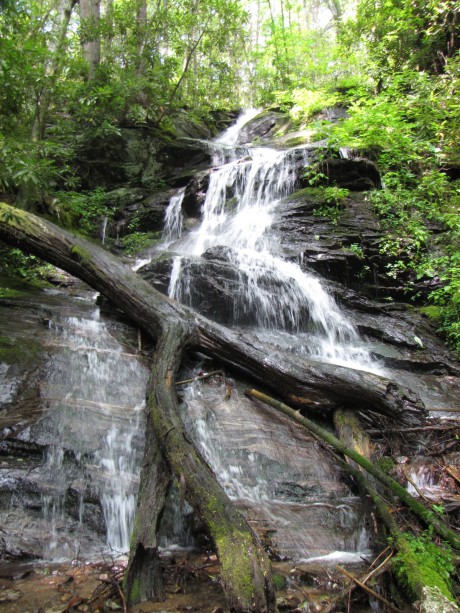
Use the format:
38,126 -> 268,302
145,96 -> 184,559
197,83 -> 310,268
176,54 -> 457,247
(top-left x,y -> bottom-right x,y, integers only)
0,245 -> 53,282
53,188 -> 110,235
341,0 -> 460,83
300,185 -> 350,224
313,43 -> 460,353
287,88 -> 338,125
120,232 -> 161,255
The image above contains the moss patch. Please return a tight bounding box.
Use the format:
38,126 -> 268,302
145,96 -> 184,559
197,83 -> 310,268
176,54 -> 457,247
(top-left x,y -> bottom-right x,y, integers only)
418,306 -> 443,323
0,335 -> 42,365
70,244 -> 91,264
377,456 -> 395,473
0,274 -> 46,296
393,533 -> 455,602
272,573 -> 287,591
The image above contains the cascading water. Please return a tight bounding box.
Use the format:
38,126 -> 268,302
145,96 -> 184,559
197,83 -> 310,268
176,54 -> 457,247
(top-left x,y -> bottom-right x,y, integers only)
163,112 -> 378,369
37,302 -> 148,559
152,113 -> 377,562
163,188 -> 185,242
178,369 -> 370,562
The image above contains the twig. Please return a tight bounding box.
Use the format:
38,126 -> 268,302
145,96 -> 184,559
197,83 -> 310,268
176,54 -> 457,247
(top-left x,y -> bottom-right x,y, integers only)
336,565 -> 404,613
110,576 -> 128,613
363,552 -> 394,583
322,552 -> 393,613
444,465 -> 460,487
366,425 -> 457,435
428,407 -> 460,412
176,370 -> 223,386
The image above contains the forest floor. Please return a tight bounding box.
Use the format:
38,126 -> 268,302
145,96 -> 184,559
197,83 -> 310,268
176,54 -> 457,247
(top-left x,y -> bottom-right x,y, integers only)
0,550 -> 379,612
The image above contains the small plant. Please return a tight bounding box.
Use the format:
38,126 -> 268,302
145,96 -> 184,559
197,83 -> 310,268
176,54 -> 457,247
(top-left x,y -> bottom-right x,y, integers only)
348,243 -> 364,259
312,186 -> 349,224
120,232 -> 161,255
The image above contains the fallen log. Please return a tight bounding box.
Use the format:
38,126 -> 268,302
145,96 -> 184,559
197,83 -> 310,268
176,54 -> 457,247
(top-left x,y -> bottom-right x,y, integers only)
0,203 -> 427,427
0,201 -> 429,609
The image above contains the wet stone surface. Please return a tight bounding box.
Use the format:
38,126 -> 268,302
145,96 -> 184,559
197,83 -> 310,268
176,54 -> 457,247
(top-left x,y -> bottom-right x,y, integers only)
0,283 -> 148,562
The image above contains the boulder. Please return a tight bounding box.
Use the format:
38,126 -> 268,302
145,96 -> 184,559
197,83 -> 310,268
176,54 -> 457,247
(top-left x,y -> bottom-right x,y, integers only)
237,111 -> 290,145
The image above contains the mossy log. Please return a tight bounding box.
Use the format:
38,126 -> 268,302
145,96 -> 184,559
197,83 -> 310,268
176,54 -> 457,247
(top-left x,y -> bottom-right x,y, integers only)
0,201 -> 430,610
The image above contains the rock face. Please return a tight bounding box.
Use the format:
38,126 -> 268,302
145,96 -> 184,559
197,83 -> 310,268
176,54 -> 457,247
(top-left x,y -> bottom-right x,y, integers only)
316,157 -> 382,190
236,110 -> 291,145
179,371 -> 367,561
182,171 -> 211,218
75,112 -> 235,192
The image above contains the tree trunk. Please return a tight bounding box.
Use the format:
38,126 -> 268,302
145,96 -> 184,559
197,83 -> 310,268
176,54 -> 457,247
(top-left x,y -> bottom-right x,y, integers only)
123,410 -> 170,604
148,325 -> 276,611
31,0 -> 77,142
0,202 -> 429,608
80,0 -> 101,81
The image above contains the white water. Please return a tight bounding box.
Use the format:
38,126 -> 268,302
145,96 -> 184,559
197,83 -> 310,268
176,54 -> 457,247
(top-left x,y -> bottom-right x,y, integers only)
163,187 -> 185,243
161,112 -> 378,370
39,309 -> 148,559
140,113 -> 378,560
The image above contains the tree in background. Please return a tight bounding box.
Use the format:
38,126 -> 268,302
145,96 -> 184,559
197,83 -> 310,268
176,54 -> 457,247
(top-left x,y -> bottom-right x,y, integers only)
0,0 -> 249,208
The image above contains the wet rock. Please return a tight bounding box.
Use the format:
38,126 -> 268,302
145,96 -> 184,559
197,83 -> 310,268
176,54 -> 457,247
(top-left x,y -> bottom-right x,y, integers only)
316,157 -> 382,190
274,190 -> 382,290
138,252 -> 315,328
201,246 -> 239,262
126,189 -> 172,233
182,171 -> 210,218
237,110 -> 290,145
0,288 -> 147,561
138,255 -> 241,324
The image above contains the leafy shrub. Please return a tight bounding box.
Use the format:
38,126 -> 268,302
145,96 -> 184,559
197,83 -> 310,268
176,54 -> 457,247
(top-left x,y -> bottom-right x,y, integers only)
53,188 -> 110,235
120,232 -> 161,255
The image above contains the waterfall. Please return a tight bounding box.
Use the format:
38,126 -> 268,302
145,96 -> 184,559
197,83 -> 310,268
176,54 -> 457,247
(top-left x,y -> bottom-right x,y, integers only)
163,187 -> 185,243
178,370 -> 371,561
159,112 -> 375,561
39,308 -> 148,559
162,113 -> 378,370
100,215 -> 108,245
